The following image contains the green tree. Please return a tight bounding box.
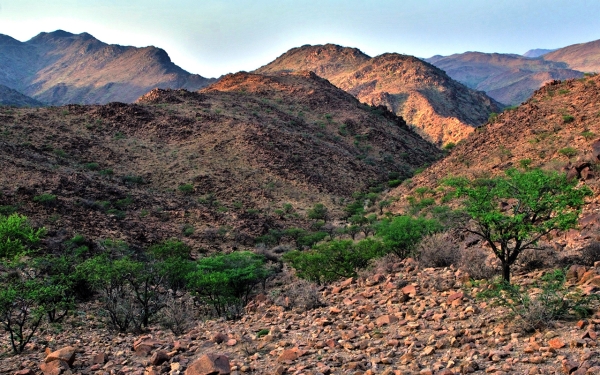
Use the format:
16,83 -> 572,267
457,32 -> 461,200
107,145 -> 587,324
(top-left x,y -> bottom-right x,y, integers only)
186,252 -> 272,319
307,203 -> 329,222
448,168 -> 591,282
376,216 -> 442,258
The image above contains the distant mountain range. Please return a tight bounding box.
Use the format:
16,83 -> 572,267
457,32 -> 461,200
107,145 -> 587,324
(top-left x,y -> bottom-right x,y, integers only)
256,44 -> 502,146
0,30 -> 215,105
0,84 -> 43,107
427,38 -> 600,105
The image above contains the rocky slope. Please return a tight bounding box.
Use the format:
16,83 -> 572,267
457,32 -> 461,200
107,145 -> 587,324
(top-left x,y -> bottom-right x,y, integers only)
426,52 -> 583,105
388,74 -> 600,249
2,259 -> 599,374
543,39 -> 600,74
0,84 -> 44,107
0,70 -> 440,252
255,44 -> 502,146
0,30 -> 215,105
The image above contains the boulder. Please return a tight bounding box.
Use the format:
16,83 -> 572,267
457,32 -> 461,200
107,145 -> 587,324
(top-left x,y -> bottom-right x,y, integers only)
44,346 -> 77,367
185,354 -> 230,375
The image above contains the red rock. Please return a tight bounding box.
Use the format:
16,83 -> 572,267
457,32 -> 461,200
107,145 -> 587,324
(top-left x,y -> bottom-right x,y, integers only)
376,314 -> 399,327
150,350 -> 170,366
92,352 -> 107,364
577,320 -> 588,329
567,265 -> 587,282
548,338 -> 566,349
592,139 -> 600,161
226,339 -> 237,346
45,346 -> 77,367
585,276 -> 600,287
401,284 -> 417,296
579,271 -> 598,284
277,349 -> 298,363
39,360 -> 69,375
185,354 -> 230,375
331,286 -> 342,294
329,307 -> 341,315
340,277 -> 354,287
14,370 -> 33,375
447,291 -> 464,302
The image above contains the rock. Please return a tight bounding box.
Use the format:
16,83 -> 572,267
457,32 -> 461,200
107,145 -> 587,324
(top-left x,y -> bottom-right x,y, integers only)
212,333 -> 228,344
39,360 -> 69,375
447,291 -> 464,302
562,359 -> 579,374
185,354 -> 230,375
591,139 -> 600,161
401,284 -> 417,296
150,350 -> 170,366
44,346 -> 77,367
375,315 -> 398,327
549,338 -> 566,349
277,349 -> 298,363
92,352 -> 107,364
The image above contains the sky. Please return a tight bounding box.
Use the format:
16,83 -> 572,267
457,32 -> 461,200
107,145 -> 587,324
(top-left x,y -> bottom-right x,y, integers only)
1,0 -> 600,77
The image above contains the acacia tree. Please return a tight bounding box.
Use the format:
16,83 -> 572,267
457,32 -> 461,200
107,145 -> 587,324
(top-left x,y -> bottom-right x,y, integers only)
448,168 -> 591,282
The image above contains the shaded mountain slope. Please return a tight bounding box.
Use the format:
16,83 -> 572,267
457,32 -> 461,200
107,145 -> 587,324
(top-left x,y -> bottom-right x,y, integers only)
255,44 -> 502,146
0,30 -> 215,105
523,48 -> 556,58
426,52 -> 583,105
388,74 -> 600,248
0,71 -> 440,252
0,84 -> 44,107
543,38 -> 600,74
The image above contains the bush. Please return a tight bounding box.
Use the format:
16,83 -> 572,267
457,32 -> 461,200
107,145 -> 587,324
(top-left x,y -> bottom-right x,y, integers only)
159,294 -> 195,335
558,147 -> 578,158
0,213 -> 46,260
562,114 -> 575,123
283,238 -> 384,284
178,183 -> 194,194
33,193 -> 57,206
272,278 -> 323,312
459,247 -> 498,281
376,216 -> 442,259
186,252 -> 272,319
307,203 -> 328,222
477,269 -> 599,332
417,232 -> 460,268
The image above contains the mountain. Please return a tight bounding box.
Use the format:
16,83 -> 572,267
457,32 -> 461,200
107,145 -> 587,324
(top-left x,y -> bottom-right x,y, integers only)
426,52 -> 583,105
543,38 -> 600,73
255,44 -> 502,146
523,48 -> 555,58
0,84 -> 44,107
0,30 -> 215,105
388,73 -> 600,247
0,70 -> 440,251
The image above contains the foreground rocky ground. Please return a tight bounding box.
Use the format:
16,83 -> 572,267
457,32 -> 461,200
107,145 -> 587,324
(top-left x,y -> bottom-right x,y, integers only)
2,258 -> 600,375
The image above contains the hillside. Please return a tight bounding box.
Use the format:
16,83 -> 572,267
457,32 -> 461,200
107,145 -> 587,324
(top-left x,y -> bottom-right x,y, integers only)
0,30 -> 215,105
0,70 -> 441,253
255,44 -> 502,146
388,74 -> 600,249
0,84 -> 44,107
426,52 -> 583,105
544,38 -> 600,74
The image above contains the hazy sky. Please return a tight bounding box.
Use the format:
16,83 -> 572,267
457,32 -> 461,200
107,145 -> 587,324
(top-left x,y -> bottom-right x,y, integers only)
1,0 -> 599,77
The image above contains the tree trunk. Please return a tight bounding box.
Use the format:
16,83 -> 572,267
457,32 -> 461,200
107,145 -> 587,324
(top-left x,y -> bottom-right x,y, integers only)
502,262 -> 510,283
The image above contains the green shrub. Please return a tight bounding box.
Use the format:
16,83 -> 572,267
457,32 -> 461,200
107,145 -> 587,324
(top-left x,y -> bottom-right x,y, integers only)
388,179 -> 401,188
84,162 -> 100,170
581,130 -> 596,140
297,231 -> 328,248
33,193 -> 57,206
99,169 -> 114,176
562,114 -> 575,123
443,142 -> 456,151
122,175 -> 144,184
0,213 -> 46,260
376,216 -> 442,258
187,252 -> 272,319
283,238 -> 385,284
558,147 -> 578,158
307,203 -> 328,222
178,183 -> 194,194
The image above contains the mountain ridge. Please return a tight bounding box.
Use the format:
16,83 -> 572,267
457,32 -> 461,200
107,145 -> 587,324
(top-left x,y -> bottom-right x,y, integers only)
256,44 -> 502,146
0,30 -> 216,105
